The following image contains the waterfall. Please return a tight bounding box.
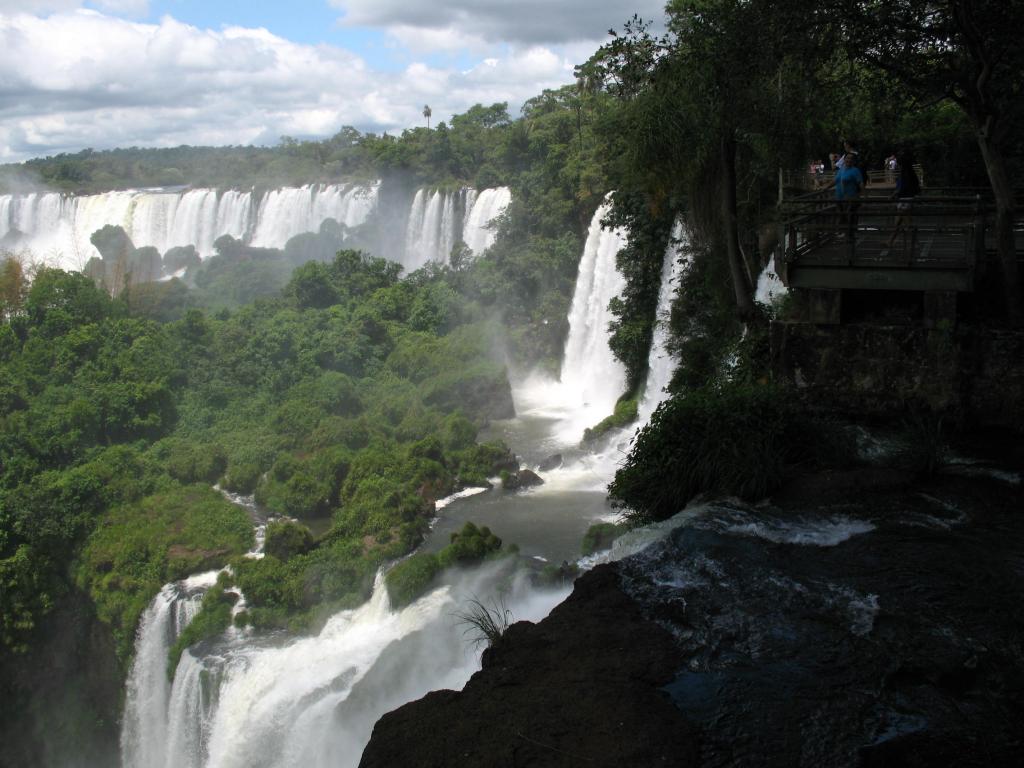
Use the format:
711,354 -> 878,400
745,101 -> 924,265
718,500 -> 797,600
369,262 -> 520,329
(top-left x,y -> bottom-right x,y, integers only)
126,567 -> 566,768
401,186 -> 510,270
637,221 -> 691,424
249,183 -> 378,249
403,189 -> 446,271
559,200 -> 629,423
461,187 -> 511,256
121,571 -> 220,768
0,183 -> 378,270
755,253 -> 788,306
0,182 -> 514,275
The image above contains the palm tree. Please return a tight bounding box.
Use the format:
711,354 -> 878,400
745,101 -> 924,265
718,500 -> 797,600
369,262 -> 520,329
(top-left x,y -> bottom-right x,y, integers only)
423,104 -> 432,129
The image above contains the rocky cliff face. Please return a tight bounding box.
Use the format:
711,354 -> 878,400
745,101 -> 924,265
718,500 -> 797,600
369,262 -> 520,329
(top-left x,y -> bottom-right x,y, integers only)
359,470 -> 1024,768
0,589 -> 122,768
771,324 -> 1024,431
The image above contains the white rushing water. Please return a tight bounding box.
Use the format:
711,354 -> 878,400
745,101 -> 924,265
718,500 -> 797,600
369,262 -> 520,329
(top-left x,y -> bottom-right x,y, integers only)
637,221 -> 691,425
755,252 -> 788,307
403,186 -> 510,271
121,571 -> 220,768
521,198 -> 630,452
510,202 -> 688,492
0,183 -> 378,270
124,566 -> 567,768
461,187 -> 511,256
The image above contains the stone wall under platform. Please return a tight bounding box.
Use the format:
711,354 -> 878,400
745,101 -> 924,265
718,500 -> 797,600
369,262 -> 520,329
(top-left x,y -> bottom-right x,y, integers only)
770,322 -> 1024,430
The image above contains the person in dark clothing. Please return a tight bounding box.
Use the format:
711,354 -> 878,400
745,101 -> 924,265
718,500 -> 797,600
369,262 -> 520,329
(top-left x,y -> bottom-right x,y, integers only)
887,149 -> 921,247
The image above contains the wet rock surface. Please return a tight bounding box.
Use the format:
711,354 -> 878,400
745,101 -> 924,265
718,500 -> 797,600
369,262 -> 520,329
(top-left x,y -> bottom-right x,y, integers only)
359,473 -> 1024,768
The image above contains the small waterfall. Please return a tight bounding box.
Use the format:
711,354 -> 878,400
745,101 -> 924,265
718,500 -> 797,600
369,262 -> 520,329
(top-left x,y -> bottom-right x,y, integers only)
401,186 -> 510,270
506,198 -> 629,487
121,571 -> 220,768
248,183 -> 379,249
461,187 -> 511,255
403,189 -> 446,271
755,253 -> 788,306
0,183 -> 378,269
637,221 -> 691,424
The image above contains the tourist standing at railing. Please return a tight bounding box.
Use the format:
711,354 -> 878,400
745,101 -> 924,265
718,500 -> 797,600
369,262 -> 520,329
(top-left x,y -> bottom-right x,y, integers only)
887,148 -> 921,248
828,151 -> 865,241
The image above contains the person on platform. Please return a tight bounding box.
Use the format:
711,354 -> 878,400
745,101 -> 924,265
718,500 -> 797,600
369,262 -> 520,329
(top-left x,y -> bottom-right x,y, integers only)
830,151 -> 864,240
887,148 -> 921,248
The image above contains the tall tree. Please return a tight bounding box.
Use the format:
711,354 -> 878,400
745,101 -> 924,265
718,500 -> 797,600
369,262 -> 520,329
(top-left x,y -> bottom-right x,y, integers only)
839,0 -> 1023,323
589,1 -> 837,317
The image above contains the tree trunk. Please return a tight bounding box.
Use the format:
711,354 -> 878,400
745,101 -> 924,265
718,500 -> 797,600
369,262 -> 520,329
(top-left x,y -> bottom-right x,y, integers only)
976,127 -> 1022,326
720,133 -> 755,316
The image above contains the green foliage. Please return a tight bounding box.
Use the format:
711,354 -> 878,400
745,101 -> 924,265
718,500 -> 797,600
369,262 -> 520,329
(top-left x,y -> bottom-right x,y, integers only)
581,522 -> 627,556
385,521 -> 505,608
76,485 -> 252,661
582,397 -> 638,444
609,383 -> 805,523
436,522 -> 502,569
263,520 -> 314,562
604,193 -> 678,391
896,406 -> 949,477
385,553 -> 442,609
453,596 -> 514,649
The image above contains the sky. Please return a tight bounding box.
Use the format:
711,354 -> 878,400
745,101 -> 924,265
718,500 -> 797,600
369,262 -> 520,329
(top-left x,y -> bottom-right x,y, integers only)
0,0 -> 667,163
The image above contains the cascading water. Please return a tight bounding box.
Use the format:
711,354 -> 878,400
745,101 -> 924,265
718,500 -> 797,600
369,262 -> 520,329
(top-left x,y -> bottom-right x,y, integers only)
118,193 -> 695,768
461,187 -> 511,256
402,187 -> 510,271
121,571 -> 220,768
755,252 -> 788,306
125,563 -> 567,768
0,183 -> 378,269
559,201 -> 630,421
250,183 -> 378,249
511,199 -> 629,461
637,221 -> 691,424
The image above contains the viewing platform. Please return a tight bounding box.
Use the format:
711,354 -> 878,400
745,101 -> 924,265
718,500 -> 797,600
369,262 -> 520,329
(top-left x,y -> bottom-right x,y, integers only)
776,186 -> 1024,326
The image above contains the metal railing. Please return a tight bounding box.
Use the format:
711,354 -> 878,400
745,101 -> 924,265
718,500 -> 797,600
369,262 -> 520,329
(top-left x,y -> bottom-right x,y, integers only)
777,192 -> 992,291
783,165 -> 926,191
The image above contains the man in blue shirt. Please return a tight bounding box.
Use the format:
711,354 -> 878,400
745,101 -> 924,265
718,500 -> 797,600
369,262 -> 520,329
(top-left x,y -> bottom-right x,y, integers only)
832,152 -> 864,243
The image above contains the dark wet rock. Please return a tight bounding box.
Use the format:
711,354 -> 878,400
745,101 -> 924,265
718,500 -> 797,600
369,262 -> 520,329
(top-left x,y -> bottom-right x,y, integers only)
491,454 -> 520,475
502,469 -> 544,491
163,244 -> 200,274
537,453 -> 563,472
0,588 -> 121,768
361,474 -> 1024,768
90,223 -> 135,262
359,565 -> 698,768
516,469 -> 544,487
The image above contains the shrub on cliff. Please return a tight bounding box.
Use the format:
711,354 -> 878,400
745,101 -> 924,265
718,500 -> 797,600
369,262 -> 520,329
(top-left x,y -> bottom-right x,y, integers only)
609,382 -> 802,522
582,397 -> 638,444
385,522 -> 507,608
385,553 -> 442,609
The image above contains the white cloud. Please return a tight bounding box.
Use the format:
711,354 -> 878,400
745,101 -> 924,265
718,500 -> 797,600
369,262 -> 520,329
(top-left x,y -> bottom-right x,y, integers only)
331,0 -> 666,45
0,9 -> 582,162
0,0 -> 149,15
